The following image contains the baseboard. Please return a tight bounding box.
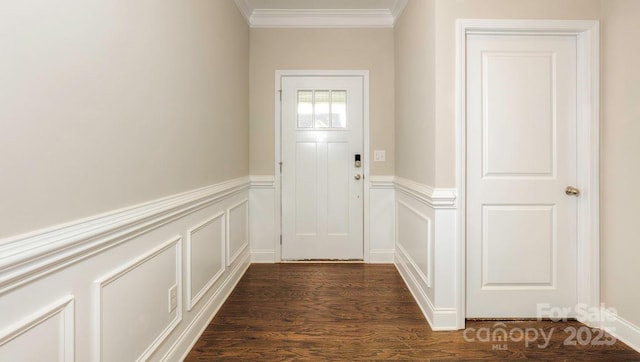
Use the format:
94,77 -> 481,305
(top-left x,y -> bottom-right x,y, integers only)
250,250 -> 276,263
602,309 -> 640,353
162,250 -> 251,361
395,247 -> 458,331
368,249 -> 395,263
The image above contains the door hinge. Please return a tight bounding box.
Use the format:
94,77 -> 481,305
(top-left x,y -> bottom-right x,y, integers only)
280,235 -> 282,245
279,162 -> 283,173
279,89 -> 282,101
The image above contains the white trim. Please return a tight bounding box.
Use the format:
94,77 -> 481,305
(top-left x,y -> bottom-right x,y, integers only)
233,0 -> 252,23
93,235 -> 182,362
395,247 -> 458,330
161,251 -> 251,361
602,310 -> 640,353
369,175 -> 395,189
248,178 -> 277,262
250,175 -> 276,188
185,212 -> 226,311
455,19 -> 600,329
394,176 -> 457,209
233,0 -> 409,28
0,177 -> 249,295
226,199 -> 249,267
395,200 -> 432,288
368,249 -> 395,263
250,9 -> 394,28
275,70 -> 371,263
0,295 -> 75,361
250,250 -> 277,263
390,0 -> 409,23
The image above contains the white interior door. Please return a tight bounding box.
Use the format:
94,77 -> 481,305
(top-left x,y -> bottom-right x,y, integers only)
281,76 -> 364,260
466,34 -> 579,318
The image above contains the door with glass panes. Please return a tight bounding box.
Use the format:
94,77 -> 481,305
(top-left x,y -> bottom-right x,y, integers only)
281,76 -> 364,260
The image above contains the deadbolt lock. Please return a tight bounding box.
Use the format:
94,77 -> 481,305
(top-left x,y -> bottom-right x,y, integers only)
354,154 -> 362,168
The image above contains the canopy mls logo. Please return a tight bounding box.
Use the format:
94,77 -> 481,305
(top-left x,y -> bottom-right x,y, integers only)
463,303 -> 618,350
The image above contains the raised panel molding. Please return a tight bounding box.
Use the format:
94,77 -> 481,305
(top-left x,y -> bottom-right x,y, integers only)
186,213 -> 226,311
160,251 -> 250,361
93,236 -> 182,362
369,176 -> 396,263
227,199 -> 249,267
393,177 -> 460,330
395,245 -> 457,331
0,178 -> 251,360
396,199 -> 432,287
249,176 -> 277,262
0,295 -> 74,361
0,177 -> 250,295
249,176 -> 277,263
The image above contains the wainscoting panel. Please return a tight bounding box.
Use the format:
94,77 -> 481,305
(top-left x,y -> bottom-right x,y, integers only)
396,199 -> 432,287
227,200 -> 249,266
0,177 -> 251,360
186,212 -> 226,311
394,177 -> 459,330
369,176 -> 395,263
95,236 -> 182,362
249,176 -> 277,262
0,296 -> 74,361
250,175 -> 397,263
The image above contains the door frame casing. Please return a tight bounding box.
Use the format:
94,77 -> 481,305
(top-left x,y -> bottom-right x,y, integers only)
455,19 -> 600,328
274,70 -> 371,262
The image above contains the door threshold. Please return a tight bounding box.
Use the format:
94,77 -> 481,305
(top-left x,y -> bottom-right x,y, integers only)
466,318 -> 578,322
279,260 -> 364,264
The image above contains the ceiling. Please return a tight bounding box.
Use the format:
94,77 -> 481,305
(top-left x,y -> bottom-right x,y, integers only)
234,0 -> 408,28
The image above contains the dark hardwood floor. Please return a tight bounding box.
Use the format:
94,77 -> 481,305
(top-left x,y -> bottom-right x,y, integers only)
186,264 -> 640,361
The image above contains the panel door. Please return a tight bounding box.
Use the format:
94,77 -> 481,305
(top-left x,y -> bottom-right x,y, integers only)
281,76 -> 364,260
466,34 -> 579,318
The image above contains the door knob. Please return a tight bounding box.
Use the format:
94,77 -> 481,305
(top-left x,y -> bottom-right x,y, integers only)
355,174 -> 361,180
565,186 -> 580,196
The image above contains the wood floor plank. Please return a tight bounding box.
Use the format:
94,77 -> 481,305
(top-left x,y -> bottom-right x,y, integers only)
186,264 -> 640,361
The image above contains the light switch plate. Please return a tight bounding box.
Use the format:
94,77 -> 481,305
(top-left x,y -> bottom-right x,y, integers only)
374,150 -> 386,162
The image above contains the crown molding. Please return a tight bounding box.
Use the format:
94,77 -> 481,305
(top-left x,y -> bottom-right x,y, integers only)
233,0 -> 252,23
250,9 -> 393,28
234,0 -> 408,28
390,0 -> 408,24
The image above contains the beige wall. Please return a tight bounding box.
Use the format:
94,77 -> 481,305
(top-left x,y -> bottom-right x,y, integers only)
394,0 -> 436,186
432,0 -> 602,187
0,0 -> 249,239
249,28 -> 395,176
601,0 -> 640,328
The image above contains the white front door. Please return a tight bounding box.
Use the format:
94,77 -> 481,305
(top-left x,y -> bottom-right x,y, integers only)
281,76 -> 364,260
466,34 -> 579,318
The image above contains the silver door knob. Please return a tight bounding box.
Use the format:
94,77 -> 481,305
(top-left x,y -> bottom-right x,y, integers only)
565,186 -> 580,196
355,174 -> 361,180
